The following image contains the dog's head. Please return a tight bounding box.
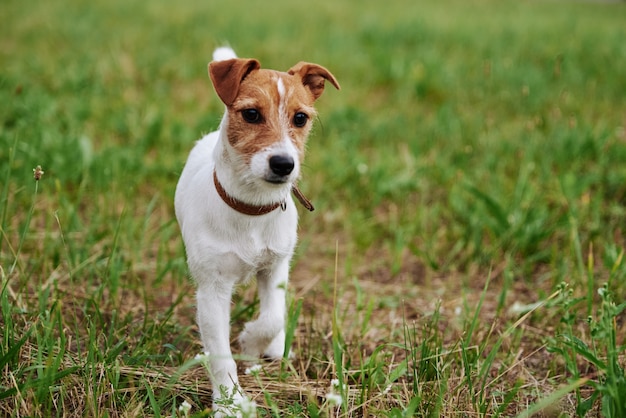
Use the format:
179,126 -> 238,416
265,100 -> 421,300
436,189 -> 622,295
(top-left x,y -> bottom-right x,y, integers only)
209,57 -> 340,187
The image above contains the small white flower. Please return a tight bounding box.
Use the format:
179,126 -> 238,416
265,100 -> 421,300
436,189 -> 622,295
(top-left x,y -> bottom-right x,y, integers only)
383,384 -> 392,394
33,165 -> 44,181
325,392 -> 343,406
326,379 -> 345,407
330,378 -> 346,392
244,364 -> 262,375
178,400 -> 191,416
194,351 -> 210,361
239,397 -> 257,417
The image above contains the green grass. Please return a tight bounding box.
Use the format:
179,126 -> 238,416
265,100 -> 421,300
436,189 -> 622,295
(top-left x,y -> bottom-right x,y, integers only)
2,0 -> 626,416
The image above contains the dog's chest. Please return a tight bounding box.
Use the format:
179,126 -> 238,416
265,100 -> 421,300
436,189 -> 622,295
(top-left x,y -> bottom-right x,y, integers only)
214,215 -> 296,277
219,247 -> 283,283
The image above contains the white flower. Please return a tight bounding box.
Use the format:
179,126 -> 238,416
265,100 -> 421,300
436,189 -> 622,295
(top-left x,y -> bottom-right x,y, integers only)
178,400 -> 191,416
325,392 -> 343,406
330,378 -> 346,392
244,364 -> 262,375
239,397 -> 257,417
194,351 -> 210,361
33,165 -> 44,181
326,378 -> 345,407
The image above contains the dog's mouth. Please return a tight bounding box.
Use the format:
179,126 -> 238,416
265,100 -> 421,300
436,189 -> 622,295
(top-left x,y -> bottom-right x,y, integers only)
264,175 -> 291,185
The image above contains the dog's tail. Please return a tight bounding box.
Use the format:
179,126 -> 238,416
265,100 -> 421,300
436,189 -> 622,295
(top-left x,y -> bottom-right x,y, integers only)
213,46 -> 237,62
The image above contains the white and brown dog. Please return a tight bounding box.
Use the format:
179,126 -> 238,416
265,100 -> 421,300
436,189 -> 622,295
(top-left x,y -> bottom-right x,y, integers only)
174,47 -> 339,416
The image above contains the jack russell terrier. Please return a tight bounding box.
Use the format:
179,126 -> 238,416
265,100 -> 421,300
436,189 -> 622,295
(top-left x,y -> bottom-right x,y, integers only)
174,47 -> 339,416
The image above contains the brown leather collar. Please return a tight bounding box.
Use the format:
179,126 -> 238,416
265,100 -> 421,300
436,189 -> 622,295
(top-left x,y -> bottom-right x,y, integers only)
213,170 -> 314,216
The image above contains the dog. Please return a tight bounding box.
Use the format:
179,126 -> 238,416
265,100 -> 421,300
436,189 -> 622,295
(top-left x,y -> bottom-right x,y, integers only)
174,47 -> 339,416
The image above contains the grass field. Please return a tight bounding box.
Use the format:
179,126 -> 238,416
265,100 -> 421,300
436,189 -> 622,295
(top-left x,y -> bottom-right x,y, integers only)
2,0 -> 626,416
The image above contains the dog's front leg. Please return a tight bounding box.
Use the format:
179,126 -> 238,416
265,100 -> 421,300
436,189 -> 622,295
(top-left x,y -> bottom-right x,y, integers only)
239,257 -> 290,361
196,282 -> 244,416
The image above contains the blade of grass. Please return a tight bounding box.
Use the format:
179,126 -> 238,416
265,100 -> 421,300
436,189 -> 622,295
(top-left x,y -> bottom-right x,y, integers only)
0,135 -> 18,259
515,378 -> 589,418
9,164 -> 41,276
461,268 -> 492,401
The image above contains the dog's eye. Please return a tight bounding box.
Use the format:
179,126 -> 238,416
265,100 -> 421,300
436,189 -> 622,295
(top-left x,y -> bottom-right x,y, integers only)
241,109 -> 262,124
293,112 -> 309,128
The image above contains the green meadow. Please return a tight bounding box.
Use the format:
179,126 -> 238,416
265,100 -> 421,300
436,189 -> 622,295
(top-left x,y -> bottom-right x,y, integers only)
2,0 -> 626,416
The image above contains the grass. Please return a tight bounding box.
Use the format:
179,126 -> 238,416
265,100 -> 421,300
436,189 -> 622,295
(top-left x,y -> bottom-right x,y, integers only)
2,0 -> 626,416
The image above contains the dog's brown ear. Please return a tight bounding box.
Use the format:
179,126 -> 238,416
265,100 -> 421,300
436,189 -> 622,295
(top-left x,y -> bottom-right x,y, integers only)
288,62 -> 341,100
209,58 -> 261,106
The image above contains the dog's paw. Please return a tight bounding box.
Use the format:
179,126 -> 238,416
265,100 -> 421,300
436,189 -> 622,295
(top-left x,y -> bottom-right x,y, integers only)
262,330 -> 293,360
239,329 -> 263,359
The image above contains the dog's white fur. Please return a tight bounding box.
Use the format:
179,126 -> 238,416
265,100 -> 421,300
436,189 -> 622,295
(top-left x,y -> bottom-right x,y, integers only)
174,47 -> 339,416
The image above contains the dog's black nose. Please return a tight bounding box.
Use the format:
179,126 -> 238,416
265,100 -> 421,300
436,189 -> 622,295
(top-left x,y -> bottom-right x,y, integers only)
269,155 -> 294,176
